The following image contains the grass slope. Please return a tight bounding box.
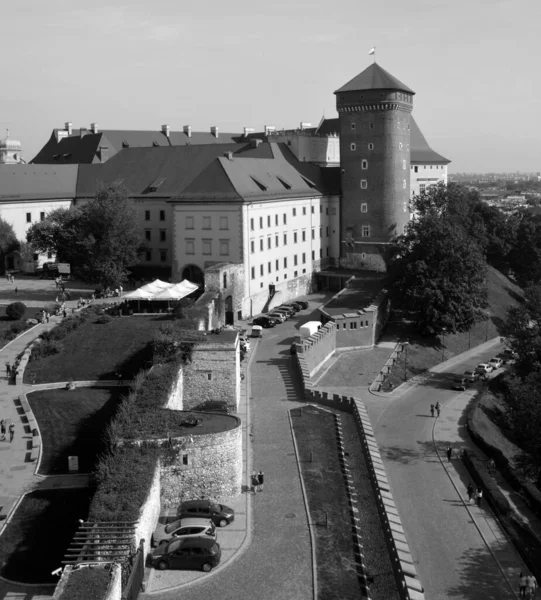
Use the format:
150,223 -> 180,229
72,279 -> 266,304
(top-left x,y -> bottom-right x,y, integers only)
24,314 -> 169,383
28,387 -> 124,474
384,266 -> 523,387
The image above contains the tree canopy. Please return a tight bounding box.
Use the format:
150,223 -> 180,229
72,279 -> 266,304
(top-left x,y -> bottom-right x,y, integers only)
0,217 -> 19,256
27,184 -> 144,287
388,183 -> 488,335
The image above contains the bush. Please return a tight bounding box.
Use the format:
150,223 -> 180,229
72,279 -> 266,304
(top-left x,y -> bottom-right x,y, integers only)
95,315 -> 112,324
29,340 -> 62,362
6,302 -> 26,320
10,322 -> 26,335
57,566 -> 112,600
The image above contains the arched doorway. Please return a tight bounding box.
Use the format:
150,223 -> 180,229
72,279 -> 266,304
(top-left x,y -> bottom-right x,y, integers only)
224,295 -> 233,326
181,264 -> 204,286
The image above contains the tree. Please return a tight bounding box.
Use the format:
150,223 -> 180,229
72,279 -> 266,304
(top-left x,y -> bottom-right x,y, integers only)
388,212 -> 488,336
26,184 -> 145,287
507,211 -> 541,288
0,218 -> 19,273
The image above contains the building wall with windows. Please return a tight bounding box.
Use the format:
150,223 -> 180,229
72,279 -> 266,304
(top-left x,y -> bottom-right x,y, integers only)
0,199 -> 72,243
410,163 -> 448,198
133,199 -> 174,269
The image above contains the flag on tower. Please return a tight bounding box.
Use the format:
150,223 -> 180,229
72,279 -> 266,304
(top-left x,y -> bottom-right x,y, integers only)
368,47 -> 375,55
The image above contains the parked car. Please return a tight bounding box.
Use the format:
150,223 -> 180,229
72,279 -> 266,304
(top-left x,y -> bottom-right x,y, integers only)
272,308 -> 292,319
284,302 -> 303,312
177,500 -> 235,527
152,517 -> 216,547
278,304 -> 299,314
464,370 -> 479,383
267,312 -> 287,323
294,300 -> 309,310
488,357 -> 503,370
452,377 -> 468,391
475,363 -> 493,376
196,401 -> 232,415
152,537 -> 221,572
500,348 -> 517,363
252,316 -> 278,328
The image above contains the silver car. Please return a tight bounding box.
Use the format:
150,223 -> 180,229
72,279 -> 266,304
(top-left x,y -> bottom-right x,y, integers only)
152,517 -> 216,547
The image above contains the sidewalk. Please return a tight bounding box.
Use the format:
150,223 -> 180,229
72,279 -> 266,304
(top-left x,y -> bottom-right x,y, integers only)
434,392 -> 527,597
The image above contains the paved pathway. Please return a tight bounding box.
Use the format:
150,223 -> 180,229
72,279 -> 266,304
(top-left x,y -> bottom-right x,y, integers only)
365,341 -> 529,599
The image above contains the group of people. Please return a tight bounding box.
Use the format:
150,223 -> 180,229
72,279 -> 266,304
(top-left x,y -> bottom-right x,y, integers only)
430,402 -> 441,417
5,273 -> 15,283
251,470 -> 264,493
94,286 -> 123,299
519,572 -> 537,598
39,310 -> 51,324
5,361 -> 19,384
466,483 -> 484,507
0,419 -> 15,442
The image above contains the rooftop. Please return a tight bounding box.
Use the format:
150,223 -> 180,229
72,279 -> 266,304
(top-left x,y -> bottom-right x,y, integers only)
335,63 -> 415,95
320,271 -> 387,317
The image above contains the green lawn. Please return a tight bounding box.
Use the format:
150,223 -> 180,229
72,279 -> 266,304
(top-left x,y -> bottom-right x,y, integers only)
24,314 -> 170,384
28,387 -> 125,474
0,489 -> 93,584
383,266 -> 523,389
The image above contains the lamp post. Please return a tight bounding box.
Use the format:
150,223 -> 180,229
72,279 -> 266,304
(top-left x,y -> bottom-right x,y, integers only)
403,340 -> 410,382
441,328 -> 447,363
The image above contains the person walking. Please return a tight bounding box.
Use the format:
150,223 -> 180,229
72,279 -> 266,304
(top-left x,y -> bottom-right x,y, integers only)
14,287 -> 18,296
257,471 -> 264,492
5,362 -> 10,379
476,487 -> 483,508
467,483 -> 474,504
527,574 -> 537,598
436,404 -> 441,417
116,372 -> 123,386
430,404 -> 435,417
0,419 -> 5,441
8,422 -> 14,443
446,446 -> 453,462
520,572 -> 528,598
251,471 -> 258,495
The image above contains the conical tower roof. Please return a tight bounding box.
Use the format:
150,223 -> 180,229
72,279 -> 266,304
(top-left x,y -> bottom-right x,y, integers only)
335,63 -> 414,95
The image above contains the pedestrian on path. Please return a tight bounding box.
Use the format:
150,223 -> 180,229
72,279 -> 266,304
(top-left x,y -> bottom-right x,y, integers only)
467,483 -> 474,503
257,471 -> 264,492
527,574 -> 537,598
430,404 -> 435,417
5,362 -> 11,378
520,572 -> 528,598
14,287 -> 18,296
476,487 -> 483,508
0,420 -> 5,441
446,446 -> 453,462
251,471 -> 258,494
116,372 -> 123,386
8,422 -> 14,442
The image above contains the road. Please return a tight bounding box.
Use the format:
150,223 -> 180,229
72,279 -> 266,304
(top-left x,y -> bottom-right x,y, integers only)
370,343 -> 522,600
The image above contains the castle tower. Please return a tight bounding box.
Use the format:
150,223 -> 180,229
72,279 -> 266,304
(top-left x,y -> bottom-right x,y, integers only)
335,63 -> 415,271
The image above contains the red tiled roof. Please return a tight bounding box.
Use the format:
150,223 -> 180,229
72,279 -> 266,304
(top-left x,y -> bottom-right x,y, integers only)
335,63 -> 415,95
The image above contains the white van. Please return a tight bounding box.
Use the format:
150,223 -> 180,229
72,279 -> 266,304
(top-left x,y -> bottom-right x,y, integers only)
299,321 -> 322,339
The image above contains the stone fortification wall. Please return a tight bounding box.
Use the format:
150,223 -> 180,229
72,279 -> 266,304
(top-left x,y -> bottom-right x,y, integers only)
159,418 -> 242,508
295,321 -> 336,377
182,337 -> 239,411
248,272 -> 313,318
134,464 -> 161,557
205,262 -> 246,323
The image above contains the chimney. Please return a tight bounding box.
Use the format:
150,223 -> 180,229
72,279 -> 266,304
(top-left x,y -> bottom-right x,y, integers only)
210,126 -> 219,138
183,125 -> 192,138
161,124 -> 170,138
243,127 -> 255,137
65,122 -> 73,136
90,123 -> 98,134
300,122 -> 312,131
99,146 -> 108,163
250,139 -> 262,148
224,151 -> 234,161
264,125 -> 276,136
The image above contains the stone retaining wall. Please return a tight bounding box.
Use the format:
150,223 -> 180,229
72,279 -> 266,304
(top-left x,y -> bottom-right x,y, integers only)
369,341 -> 404,392
134,464 -> 161,558
295,321 -> 336,377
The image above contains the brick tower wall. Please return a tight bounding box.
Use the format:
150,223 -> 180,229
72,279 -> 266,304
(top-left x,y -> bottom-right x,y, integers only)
337,88 -> 413,271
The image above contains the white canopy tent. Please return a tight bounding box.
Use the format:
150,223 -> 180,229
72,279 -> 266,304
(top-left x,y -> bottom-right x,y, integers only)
152,280 -> 199,301
138,279 -> 172,294
123,279 -> 199,310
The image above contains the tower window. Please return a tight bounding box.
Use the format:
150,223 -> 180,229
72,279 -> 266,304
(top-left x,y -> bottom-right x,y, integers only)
414,166 -> 418,173
361,203 -> 368,213
360,180 -> 367,189
350,143 -> 356,151
362,226 -> 370,237
370,123 -> 374,130
361,160 -> 368,170
361,253 -> 366,259
368,143 -> 374,150
351,123 -> 356,130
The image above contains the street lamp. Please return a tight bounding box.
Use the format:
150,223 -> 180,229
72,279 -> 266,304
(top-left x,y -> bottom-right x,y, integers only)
403,340 -> 410,381
441,328 -> 447,363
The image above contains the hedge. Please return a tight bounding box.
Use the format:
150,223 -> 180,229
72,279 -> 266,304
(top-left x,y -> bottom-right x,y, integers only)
6,302 -> 26,320
89,445 -> 160,523
57,566 -> 112,600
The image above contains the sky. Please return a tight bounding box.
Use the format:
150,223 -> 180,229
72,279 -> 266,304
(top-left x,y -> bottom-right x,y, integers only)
2,0 -> 540,172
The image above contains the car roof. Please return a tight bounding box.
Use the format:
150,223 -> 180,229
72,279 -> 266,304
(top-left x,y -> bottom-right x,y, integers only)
180,500 -> 210,510
166,537 -> 217,552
